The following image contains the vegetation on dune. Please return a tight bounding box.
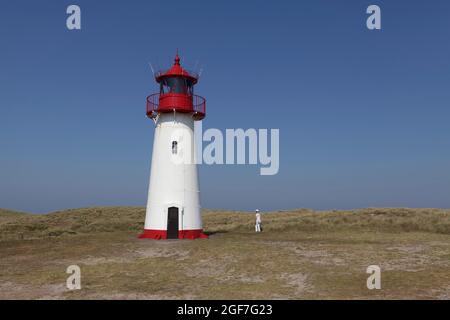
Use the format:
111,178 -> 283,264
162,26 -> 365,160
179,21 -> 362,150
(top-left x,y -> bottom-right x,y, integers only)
226,208 -> 450,235
0,209 -> 27,217
0,207 -> 448,241
0,207 -> 144,240
0,209 -> 28,227
202,207 -> 450,235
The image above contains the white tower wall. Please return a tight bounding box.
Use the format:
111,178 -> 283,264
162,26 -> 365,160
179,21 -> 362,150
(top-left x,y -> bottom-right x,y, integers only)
141,112 -> 205,239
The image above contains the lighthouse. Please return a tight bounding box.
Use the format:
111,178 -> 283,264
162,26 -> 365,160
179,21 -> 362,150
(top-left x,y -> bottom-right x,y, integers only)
139,53 -> 208,240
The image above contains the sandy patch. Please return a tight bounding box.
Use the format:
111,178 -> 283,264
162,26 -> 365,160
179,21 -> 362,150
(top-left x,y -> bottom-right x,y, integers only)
279,272 -> 311,296
0,281 -> 66,300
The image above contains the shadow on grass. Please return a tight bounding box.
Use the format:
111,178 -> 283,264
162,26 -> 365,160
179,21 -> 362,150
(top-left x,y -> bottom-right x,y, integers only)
204,230 -> 229,236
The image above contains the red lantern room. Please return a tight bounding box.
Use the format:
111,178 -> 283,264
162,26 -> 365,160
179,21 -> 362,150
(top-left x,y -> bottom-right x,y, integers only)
146,53 -> 206,121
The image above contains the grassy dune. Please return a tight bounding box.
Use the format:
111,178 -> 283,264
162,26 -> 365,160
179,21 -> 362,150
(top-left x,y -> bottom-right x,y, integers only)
0,209 -> 26,218
1,207 -> 449,240
0,207 -> 449,299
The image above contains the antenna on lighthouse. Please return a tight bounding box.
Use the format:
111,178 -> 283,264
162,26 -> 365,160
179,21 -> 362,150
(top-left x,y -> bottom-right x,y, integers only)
148,62 -> 155,76
198,65 -> 205,78
192,59 -> 199,73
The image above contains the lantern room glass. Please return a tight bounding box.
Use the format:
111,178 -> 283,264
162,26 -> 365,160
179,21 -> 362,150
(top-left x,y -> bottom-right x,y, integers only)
160,76 -> 194,95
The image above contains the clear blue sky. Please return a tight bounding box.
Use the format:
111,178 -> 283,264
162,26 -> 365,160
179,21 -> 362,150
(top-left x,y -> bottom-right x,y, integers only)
1,0 -> 449,213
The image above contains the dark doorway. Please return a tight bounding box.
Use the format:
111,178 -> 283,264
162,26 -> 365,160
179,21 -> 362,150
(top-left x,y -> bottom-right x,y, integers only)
167,207 -> 179,239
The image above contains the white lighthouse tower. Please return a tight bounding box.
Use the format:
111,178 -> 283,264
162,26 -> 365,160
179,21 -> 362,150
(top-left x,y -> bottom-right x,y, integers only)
139,53 -> 208,240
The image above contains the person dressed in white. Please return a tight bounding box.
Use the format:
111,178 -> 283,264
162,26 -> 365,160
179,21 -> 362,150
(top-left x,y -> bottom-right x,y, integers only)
255,209 -> 262,232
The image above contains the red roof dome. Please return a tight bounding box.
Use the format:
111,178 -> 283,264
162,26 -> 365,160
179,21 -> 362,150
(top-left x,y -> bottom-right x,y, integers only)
155,53 -> 198,84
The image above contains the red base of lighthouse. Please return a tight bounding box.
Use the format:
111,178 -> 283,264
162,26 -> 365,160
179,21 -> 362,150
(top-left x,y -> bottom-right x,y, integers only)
138,229 -> 208,240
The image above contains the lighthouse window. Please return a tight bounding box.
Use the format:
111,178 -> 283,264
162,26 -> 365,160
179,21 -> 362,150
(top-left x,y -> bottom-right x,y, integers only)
161,77 -> 194,95
164,77 -> 188,94
172,141 -> 178,154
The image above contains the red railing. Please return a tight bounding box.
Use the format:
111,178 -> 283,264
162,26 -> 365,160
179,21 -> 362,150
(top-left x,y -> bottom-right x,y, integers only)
146,93 -> 206,120
146,93 -> 160,117
192,94 -> 206,119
